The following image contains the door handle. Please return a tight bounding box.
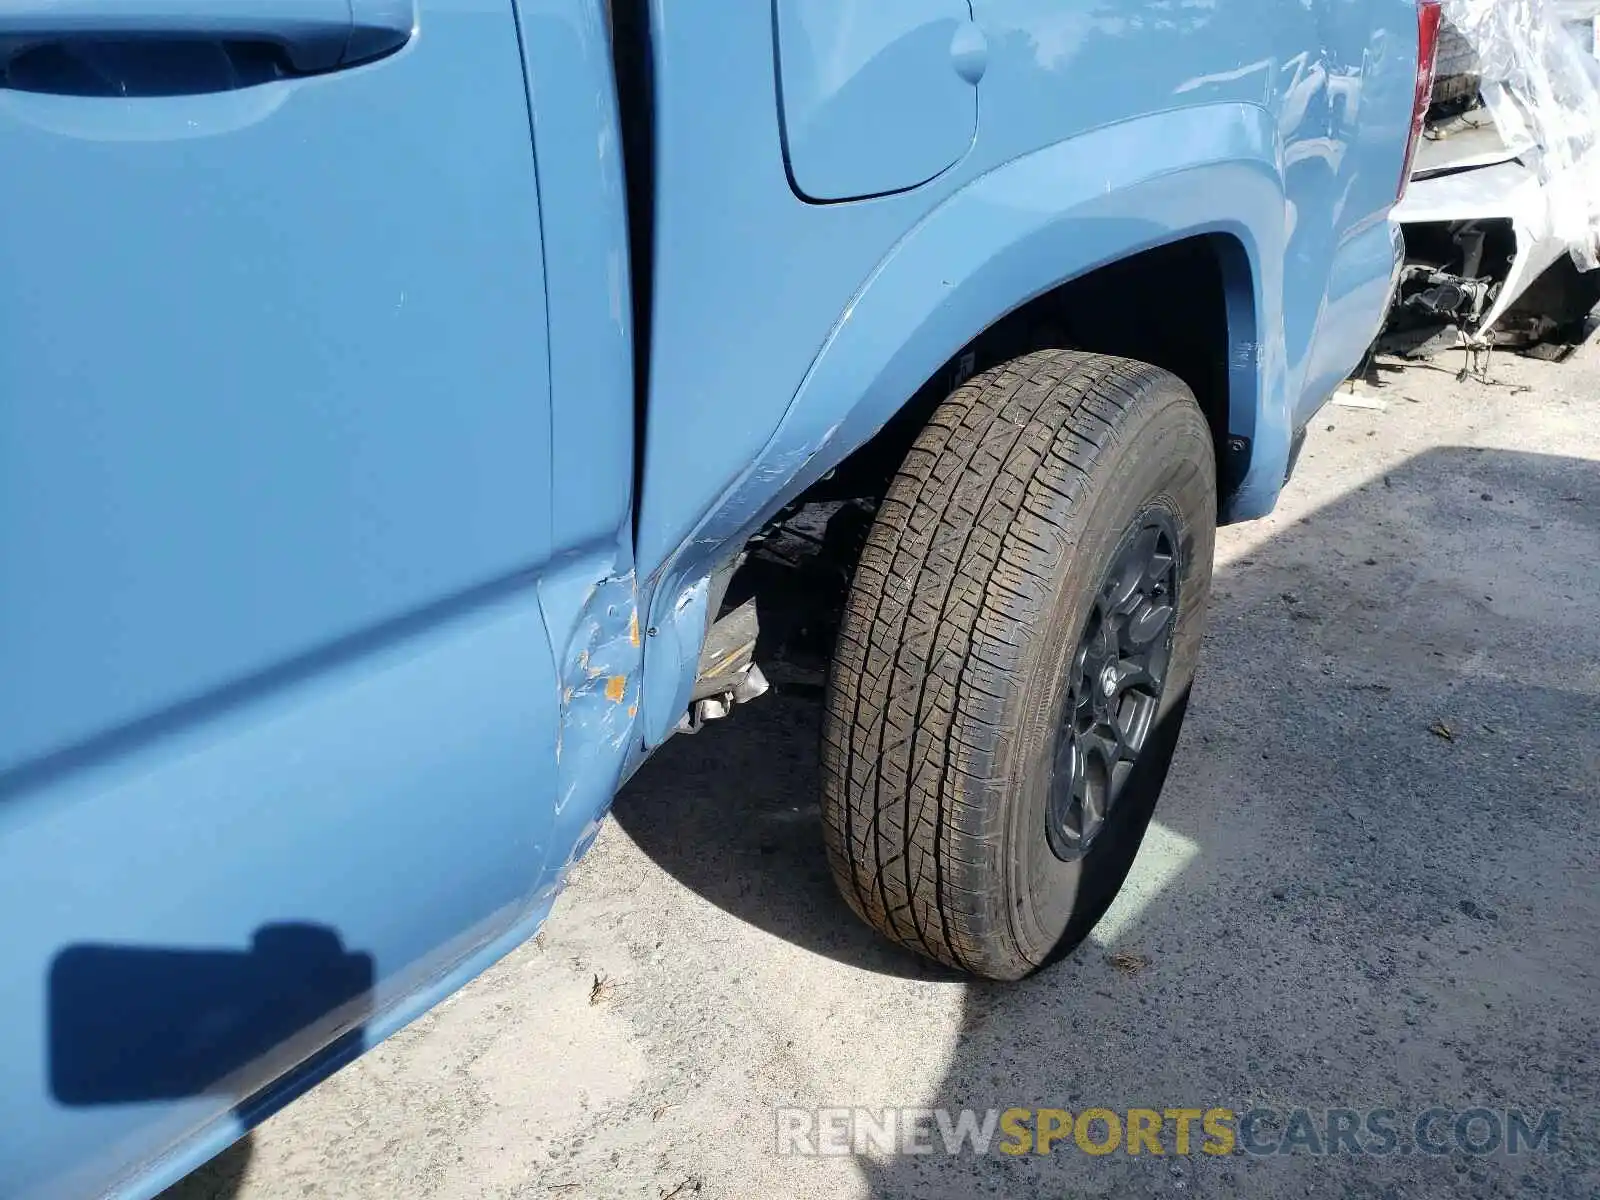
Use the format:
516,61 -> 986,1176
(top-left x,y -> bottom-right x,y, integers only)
0,0 -> 413,74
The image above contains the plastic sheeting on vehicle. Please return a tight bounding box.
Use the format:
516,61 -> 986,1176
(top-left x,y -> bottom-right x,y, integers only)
1441,0 -> 1600,268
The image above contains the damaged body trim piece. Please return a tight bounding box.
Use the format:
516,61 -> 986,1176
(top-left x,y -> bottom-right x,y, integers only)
1395,158 -> 1571,341
635,571 -> 710,755
527,547 -> 643,929
535,548 -> 643,898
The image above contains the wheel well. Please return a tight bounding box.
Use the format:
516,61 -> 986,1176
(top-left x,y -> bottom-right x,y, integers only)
807,233 -> 1252,509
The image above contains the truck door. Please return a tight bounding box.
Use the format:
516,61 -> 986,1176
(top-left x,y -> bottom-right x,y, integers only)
0,2 -> 633,1193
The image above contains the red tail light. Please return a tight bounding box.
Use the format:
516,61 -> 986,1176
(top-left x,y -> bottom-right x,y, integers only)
1399,0 -> 1444,200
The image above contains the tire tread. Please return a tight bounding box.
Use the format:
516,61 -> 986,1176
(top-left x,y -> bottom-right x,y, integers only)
822,349 -> 1196,974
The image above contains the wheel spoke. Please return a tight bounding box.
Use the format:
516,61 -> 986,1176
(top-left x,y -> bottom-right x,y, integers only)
1114,527 -> 1160,609
1094,612 -> 1118,661
1142,547 -> 1175,589
1052,727 -> 1073,780
1071,746 -> 1090,803
1079,777 -> 1103,829
1085,727 -> 1123,769
1106,561 -> 1144,616
1108,658 -> 1156,698
1114,692 -> 1157,756
1073,693 -> 1094,731
1071,631 -> 1093,678
1126,600 -> 1174,647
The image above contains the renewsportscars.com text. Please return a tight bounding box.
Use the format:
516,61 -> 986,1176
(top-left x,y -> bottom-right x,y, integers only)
776,1106 -> 1561,1158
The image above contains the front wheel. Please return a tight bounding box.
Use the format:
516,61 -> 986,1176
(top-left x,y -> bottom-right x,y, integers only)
820,349 -> 1216,980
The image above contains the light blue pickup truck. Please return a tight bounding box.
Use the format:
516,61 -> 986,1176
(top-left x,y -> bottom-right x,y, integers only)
0,0 -> 1436,1194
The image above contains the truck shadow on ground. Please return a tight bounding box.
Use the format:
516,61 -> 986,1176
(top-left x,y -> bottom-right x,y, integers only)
613,445 -> 1600,1198
158,1136 -> 254,1200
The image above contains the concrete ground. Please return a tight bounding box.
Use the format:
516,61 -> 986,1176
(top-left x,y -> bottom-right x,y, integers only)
170,343 -> 1600,1200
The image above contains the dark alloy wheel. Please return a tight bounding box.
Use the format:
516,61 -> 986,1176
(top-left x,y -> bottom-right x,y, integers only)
1048,510 -> 1180,861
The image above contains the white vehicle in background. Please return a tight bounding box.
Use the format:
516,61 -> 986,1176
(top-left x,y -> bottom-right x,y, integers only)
1385,0 -> 1600,353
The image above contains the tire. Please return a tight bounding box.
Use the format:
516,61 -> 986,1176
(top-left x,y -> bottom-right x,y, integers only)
1433,18 -> 1478,80
1430,18 -> 1481,110
820,349 -> 1216,980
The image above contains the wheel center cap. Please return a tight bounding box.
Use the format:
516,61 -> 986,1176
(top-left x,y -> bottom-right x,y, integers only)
1099,664 -> 1118,699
